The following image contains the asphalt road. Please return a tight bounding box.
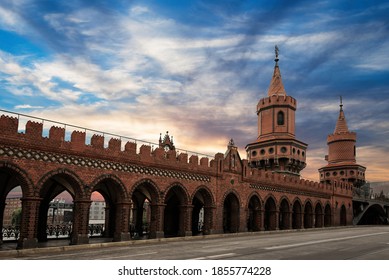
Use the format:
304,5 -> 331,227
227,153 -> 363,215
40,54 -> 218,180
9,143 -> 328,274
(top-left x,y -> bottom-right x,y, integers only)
2,226 -> 389,260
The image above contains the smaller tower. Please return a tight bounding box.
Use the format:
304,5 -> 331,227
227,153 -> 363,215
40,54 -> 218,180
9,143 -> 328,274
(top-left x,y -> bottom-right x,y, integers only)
159,131 -> 175,152
246,46 -> 307,176
319,98 -> 366,187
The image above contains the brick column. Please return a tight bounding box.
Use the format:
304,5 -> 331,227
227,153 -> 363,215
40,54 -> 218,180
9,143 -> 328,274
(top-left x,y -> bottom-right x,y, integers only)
113,202 -> 131,241
71,199 -> 91,245
150,203 -> 165,238
18,197 -> 41,249
203,206 -> 215,234
0,200 -> 5,246
260,209 -> 265,231
180,204 -> 192,236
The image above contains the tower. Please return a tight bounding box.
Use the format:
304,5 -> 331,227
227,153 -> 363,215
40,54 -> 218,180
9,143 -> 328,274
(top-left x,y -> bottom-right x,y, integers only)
245,46 -> 307,176
159,131 -> 175,152
319,98 -> 366,187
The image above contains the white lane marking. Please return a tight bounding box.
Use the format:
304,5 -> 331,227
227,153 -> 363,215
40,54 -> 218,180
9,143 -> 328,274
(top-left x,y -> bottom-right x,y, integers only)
265,232 -> 389,250
191,253 -> 237,260
96,251 -> 158,260
202,242 -> 240,249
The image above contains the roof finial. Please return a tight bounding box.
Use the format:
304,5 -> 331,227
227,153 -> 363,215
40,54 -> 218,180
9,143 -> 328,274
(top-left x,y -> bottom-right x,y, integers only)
275,45 -> 279,66
340,95 -> 343,111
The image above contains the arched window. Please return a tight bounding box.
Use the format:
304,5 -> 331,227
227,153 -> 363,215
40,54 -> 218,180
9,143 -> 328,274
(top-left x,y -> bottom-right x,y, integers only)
277,111 -> 285,125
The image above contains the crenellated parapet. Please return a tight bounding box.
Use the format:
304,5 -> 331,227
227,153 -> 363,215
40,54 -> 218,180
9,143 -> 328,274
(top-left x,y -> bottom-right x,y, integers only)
257,95 -> 296,113
0,114 -> 219,175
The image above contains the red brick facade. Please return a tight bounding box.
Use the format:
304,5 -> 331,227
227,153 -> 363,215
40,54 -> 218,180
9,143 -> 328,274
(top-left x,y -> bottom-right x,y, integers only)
0,54 -> 356,250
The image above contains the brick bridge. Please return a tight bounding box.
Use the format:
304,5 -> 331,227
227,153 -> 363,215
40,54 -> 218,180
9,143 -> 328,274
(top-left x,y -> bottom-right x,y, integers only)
0,111 -> 354,249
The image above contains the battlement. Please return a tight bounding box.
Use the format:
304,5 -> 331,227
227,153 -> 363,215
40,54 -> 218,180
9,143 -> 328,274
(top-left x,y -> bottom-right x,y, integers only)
327,132 -> 356,143
257,95 -> 296,112
243,160 -> 352,197
0,112 -> 217,173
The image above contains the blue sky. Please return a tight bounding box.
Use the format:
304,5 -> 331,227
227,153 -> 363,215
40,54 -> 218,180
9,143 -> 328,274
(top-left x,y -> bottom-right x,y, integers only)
0,0 -> 389,182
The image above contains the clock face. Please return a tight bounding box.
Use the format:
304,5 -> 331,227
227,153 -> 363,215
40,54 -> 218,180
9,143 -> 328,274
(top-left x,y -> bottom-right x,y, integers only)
164,145 -> 170,152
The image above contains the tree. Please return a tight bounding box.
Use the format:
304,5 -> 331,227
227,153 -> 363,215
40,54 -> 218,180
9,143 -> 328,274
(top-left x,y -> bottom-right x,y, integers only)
11,208 -> 22,227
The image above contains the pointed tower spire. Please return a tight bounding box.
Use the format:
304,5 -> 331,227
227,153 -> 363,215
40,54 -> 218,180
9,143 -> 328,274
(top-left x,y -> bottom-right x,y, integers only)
267,45 -> 286,96
334,96 -> 349,134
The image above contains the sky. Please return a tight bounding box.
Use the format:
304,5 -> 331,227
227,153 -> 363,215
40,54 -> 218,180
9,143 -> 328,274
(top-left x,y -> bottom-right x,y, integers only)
0,0 -> 389,183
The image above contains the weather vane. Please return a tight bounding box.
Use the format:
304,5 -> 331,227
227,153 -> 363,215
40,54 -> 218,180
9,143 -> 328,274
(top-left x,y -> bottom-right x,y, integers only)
275,45 -> 279,59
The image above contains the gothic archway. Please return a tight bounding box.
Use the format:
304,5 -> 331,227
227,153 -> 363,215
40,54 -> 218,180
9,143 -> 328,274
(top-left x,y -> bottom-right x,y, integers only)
264,196 -> 277,231
164,184 -> 189,237
304,201 -> 313,228
223,192 -> 240,233
292,200 -> 302,229
324,204 -> 332,227
279,198 -> 290,230
131,179 -> 160,239
340,204 -> 347,226
37,169 -> 86,245
314,203 -> 323,228
247,194 -> 261,232
192,187 -> 214,235
90,175 -> 129,241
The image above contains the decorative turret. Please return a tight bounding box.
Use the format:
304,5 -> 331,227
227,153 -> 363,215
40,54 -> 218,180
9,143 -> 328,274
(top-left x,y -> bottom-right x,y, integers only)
246,46 -> 307,177
159,131 -> 175,152
319,97 -> 366,187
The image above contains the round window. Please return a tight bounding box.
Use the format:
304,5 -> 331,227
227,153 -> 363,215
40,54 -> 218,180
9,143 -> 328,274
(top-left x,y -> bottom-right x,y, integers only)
269,148 -> 274,154
281,147 -> 287,153
252,150 -> 257,157
260,149 -> 265,155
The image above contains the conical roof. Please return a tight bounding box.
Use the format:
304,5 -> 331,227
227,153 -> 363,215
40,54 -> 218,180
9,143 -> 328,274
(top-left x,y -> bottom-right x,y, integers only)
334,103 -> 349,134
267,46 -> 286,96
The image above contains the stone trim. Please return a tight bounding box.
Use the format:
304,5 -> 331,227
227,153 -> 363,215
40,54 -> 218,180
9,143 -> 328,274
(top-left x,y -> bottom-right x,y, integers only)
0,145 -> 211,183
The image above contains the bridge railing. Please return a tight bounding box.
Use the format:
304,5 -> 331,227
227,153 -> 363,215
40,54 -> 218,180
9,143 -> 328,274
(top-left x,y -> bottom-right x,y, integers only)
1,224 -> 106,241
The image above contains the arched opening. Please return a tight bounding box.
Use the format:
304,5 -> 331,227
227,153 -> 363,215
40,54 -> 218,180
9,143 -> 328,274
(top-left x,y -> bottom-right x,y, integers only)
277,111 -> 285,126
279,199 -> 290,230
264,197 -> 277,231
340,205 -> 347,226
90,177 -> 128,241
164,185 -> 188,237
358,204 -> 388,225
223,192 -> 240,233
192,188 -> 213,235
37,171 -> 83,244
247,195 -> 261,231
324,204 -> 332,227
46,190 -> 73,240
2,186 -> 23,245
131,181 -> 159,239
292,200 -> 302,229
89,191 -> 106,239
314,203 -> 323,228
304,201 -> 313,228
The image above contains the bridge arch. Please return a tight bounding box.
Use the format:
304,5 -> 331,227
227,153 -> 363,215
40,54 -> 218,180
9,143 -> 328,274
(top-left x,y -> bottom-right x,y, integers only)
130,179 -> 160,239
264,195 -> 277,231
163,183 -> 190,237
279,197 -> 291,230
247,192 -> 262,232
36,168 -> 86,244
304,200 -> 314,228
191,186 -> 215,235
89,174 -> 130,241
340,204 -> 347,226
0,162 -> 35,248
314,201 -> 324,228
357,204 -> 388,225
292,198 -> 303,229
324,203 -> 332,227
222,190 -> 240,233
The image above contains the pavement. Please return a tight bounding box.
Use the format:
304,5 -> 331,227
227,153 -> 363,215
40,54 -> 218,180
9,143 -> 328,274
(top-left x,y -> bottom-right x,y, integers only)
0,226 -> 358,259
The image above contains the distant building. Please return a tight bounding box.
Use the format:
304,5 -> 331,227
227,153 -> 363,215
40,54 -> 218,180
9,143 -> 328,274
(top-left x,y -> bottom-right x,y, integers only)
89,201 -> 106,224
3,197 -> 22,227
47,198 -> 73,225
